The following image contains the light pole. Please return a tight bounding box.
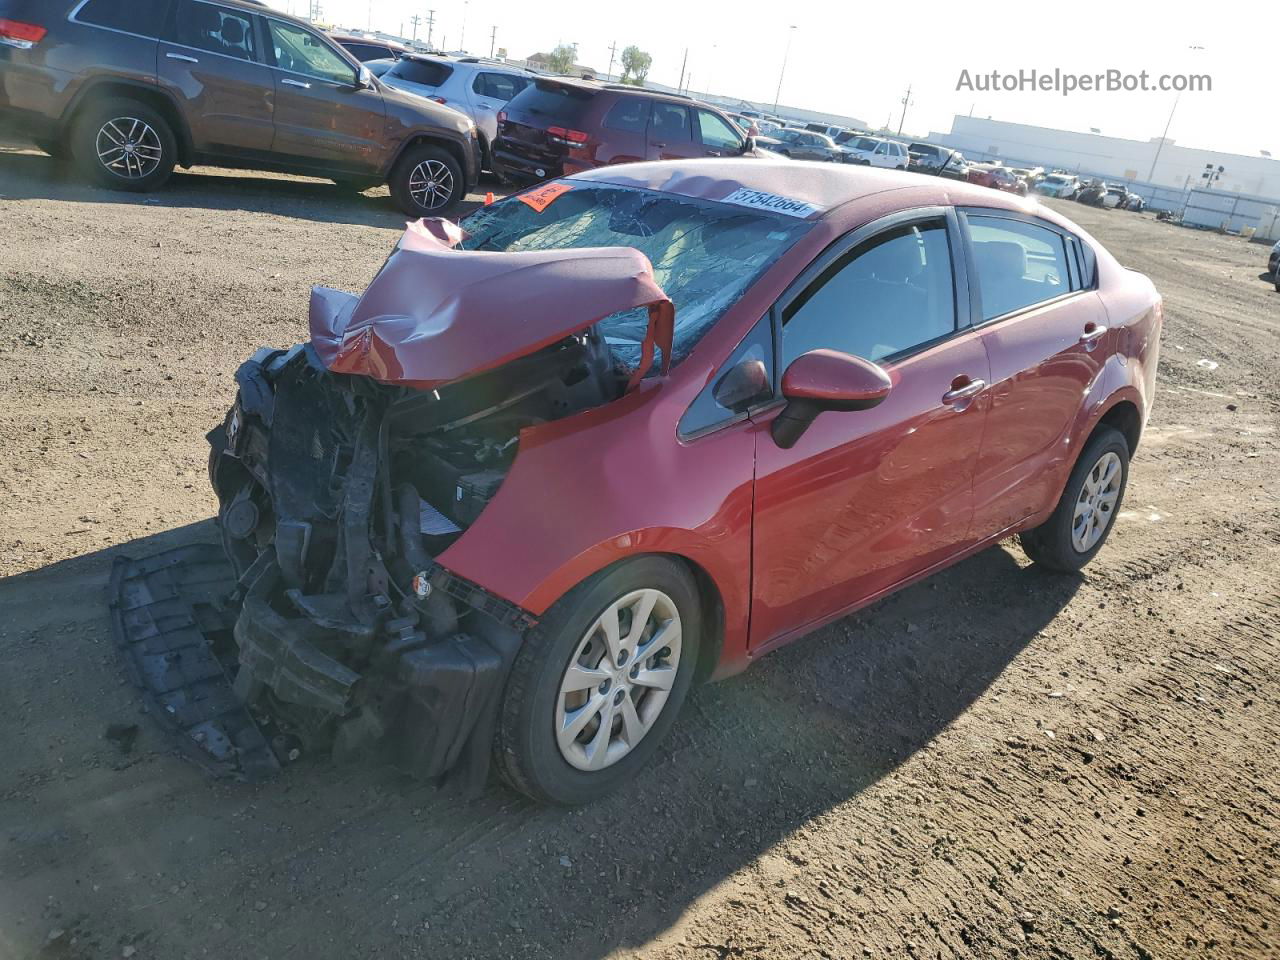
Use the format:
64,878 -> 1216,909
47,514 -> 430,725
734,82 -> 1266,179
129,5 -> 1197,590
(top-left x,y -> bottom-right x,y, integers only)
773,25 -> 797,114
1148,45 -> 1205,183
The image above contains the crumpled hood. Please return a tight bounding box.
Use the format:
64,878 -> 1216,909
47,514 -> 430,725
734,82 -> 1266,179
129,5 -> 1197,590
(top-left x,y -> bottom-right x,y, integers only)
309,219 -> 675,391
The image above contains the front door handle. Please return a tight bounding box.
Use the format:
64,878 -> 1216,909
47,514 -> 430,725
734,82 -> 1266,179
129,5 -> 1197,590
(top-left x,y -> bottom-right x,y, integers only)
166,52 -> 199,63
1080,323 -> 1108,351
942,378 -> 986,404
282,78 -> 312,89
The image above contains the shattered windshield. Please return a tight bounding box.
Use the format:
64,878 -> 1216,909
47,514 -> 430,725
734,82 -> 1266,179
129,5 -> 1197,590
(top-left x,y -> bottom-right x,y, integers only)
459,183 -> 812,371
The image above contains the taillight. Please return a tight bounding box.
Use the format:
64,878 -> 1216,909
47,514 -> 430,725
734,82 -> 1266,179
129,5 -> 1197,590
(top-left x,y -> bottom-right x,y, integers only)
0,18 -> 47,49
496,110 -> 507,124
547,126 -> 589,144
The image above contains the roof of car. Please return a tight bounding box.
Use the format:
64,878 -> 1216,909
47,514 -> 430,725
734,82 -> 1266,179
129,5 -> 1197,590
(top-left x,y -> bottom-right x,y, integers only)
566,158 -> 1033,219
529,76 -> 716,106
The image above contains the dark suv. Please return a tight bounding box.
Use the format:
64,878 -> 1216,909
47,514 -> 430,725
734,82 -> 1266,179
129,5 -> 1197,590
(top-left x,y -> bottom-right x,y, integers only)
0,0 -> 480,214
493,79 -> 756,182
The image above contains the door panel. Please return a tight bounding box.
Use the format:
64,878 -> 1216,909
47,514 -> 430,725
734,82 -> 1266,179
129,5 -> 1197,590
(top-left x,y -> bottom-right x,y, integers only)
749,215 -> 990,649
646,102 -> 700,160
965,213 -> 1110,534
263,17 -> 386,174
158,0 -> 273,155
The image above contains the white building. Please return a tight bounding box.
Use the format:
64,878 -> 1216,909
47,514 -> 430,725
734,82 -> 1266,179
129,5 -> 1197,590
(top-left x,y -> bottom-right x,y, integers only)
929,116 -> 1280,197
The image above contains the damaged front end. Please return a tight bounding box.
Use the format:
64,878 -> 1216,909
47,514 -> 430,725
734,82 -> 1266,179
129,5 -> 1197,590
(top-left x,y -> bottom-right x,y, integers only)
111,219 -> 674,786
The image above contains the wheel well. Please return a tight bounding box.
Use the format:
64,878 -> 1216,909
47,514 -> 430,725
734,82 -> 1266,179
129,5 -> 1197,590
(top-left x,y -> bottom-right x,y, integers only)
665,554 -> 725,685
394,134 -> 468,181
1097,400 -> 1142,454
65,82 -> 193,165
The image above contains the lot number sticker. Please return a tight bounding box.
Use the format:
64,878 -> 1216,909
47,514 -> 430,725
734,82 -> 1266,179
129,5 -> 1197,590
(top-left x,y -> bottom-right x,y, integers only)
719,187 -> 820,218
518,182 -> 575,213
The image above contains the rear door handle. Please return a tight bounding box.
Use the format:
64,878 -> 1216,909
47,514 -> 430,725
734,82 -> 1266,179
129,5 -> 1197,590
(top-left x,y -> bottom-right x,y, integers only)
1080,323 -> 1108,350
282,78 -> 312,89
166,52 -> 199,63
943,378 -> 986,404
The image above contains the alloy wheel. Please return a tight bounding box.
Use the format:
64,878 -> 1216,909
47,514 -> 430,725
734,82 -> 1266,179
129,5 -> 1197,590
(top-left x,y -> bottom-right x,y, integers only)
1072,450 -> 1122,552
408,158 -> 455,211
95,117 -> 163,180
554,588 -> 682,772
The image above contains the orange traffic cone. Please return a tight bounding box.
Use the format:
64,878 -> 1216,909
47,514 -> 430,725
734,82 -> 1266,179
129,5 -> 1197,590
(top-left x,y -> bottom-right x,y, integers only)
484,191 -> 495,205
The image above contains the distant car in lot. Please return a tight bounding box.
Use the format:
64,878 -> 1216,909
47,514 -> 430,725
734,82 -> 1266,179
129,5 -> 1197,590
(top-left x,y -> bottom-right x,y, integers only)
1268,240 -> 1280,277
330,33 -> 410,62
0,0 -> 480,215
1036,173 -> 1081,199
200,158 -> 1162,804
841,136 -> 909,169
1009,166 -> 1045,190
381,54 -> 535,168
493,79 -> 756,182
759,128 -> 841,162
907,142 -> 967,179
1076,180 -> 1110,206
969,164 -> 1027,195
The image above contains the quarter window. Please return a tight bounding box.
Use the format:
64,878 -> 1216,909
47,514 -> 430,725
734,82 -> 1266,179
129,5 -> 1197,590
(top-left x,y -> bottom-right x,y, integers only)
388,58 -> 454,87
782,220 -> 957,365
267,20 -> 354,84
171,0 -> 256,60
650,102 -> 692,142
696,110 -> 742,150
78,0 -> 170,35
967,216 -> 1071,320
473,72 -> 526,101
602,97 -> 651,133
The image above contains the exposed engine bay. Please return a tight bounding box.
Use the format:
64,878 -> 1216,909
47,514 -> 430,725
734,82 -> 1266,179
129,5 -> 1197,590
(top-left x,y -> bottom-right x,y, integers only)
107,217 -> 677,786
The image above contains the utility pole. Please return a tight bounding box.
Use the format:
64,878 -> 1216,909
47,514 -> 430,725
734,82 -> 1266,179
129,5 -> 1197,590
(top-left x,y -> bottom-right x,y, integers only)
459,0 -> 469,51
607,40 -> 618,81
1147,93 -> 1179,183
489,25 -> 497,58
425,9 -> 434,48
366,0 -> 372,31
677,47 -> 688,93
896,83 -> 913,137
773,26 -> 796,113
409,14 -> 421,41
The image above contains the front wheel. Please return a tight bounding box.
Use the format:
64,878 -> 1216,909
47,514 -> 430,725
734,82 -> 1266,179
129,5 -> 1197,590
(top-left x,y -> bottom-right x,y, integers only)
1020,426 -> 1130,572
494,556 -> 701,805
71,97 -> 176,191
388,143 -> 464,217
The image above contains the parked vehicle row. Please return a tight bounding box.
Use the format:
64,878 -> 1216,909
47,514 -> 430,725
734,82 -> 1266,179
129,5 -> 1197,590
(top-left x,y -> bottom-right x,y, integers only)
0,0 -> 480,214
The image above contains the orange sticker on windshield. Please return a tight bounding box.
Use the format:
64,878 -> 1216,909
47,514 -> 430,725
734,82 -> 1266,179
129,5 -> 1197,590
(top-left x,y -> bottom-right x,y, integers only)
517,181 -> 574,213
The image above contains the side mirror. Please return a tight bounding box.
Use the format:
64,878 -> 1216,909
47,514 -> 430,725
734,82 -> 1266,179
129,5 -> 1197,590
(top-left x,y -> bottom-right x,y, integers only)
356,65 -> 373,89
740,136 -> 755,155
712,358 -> 769,412
771,349 -> 892,449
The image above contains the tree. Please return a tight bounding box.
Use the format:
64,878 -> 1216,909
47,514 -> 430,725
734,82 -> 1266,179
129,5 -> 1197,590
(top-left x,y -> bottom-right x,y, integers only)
619,45 -> 652,86
545,44 -> 576,75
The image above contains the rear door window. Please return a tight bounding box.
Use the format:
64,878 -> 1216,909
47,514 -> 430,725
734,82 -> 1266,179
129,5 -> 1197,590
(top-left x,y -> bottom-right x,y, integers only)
388,58 -> 454,88
602,97 -> 651,133
77,0 -> 171,36
171,0 -> 257,60
650,102 -> 692,142
966,215 -> 1071,320
472,72 -> 526,101
696,109 -> 742,149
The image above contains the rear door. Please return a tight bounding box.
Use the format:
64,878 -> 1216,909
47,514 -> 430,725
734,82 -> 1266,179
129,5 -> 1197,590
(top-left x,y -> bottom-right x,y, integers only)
646,101 -> 701,160
596,96 -> 650,164
261,15 -> 386,175
693,107 -> 745,158
962,210 -> 1111,535
157,0 -> 274,156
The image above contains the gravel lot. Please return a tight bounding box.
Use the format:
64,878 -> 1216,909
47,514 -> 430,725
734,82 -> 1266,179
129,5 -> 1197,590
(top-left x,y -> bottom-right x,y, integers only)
0,145 -> 1277,960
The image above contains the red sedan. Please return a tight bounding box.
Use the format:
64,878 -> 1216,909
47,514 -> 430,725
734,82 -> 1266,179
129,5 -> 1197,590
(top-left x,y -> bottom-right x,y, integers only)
177,160 -> 1161,804
969,163 -> 1028,195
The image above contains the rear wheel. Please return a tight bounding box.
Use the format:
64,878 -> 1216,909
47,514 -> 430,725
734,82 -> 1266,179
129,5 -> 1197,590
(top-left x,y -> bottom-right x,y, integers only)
494,556 -> 701,805
388,143 -> 464,217
71,97 -> 176,192
1020,426 -> 1129,572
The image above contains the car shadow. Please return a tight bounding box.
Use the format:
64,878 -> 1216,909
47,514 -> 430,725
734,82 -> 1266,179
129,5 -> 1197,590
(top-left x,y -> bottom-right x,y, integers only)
0,523 -> 1080,958
0,145 -> 495,226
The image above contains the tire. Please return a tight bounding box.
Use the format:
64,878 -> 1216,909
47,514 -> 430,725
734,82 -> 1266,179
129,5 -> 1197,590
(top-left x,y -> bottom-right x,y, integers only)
71,97 -> 176,192
1020,426 -> 1130,572
494,555 -> 702,805
388,143 -> 463,217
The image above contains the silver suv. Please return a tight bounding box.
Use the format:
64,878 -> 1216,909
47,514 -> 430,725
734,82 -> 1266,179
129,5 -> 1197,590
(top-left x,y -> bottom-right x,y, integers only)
381,54 -> 534,168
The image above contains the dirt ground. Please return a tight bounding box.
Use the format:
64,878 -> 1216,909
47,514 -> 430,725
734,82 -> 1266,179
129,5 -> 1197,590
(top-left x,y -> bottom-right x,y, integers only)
0,145 -> 1277,960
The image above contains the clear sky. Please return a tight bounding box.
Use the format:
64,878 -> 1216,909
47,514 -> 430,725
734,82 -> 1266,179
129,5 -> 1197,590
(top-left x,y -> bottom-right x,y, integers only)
268,0 -> 1279,158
